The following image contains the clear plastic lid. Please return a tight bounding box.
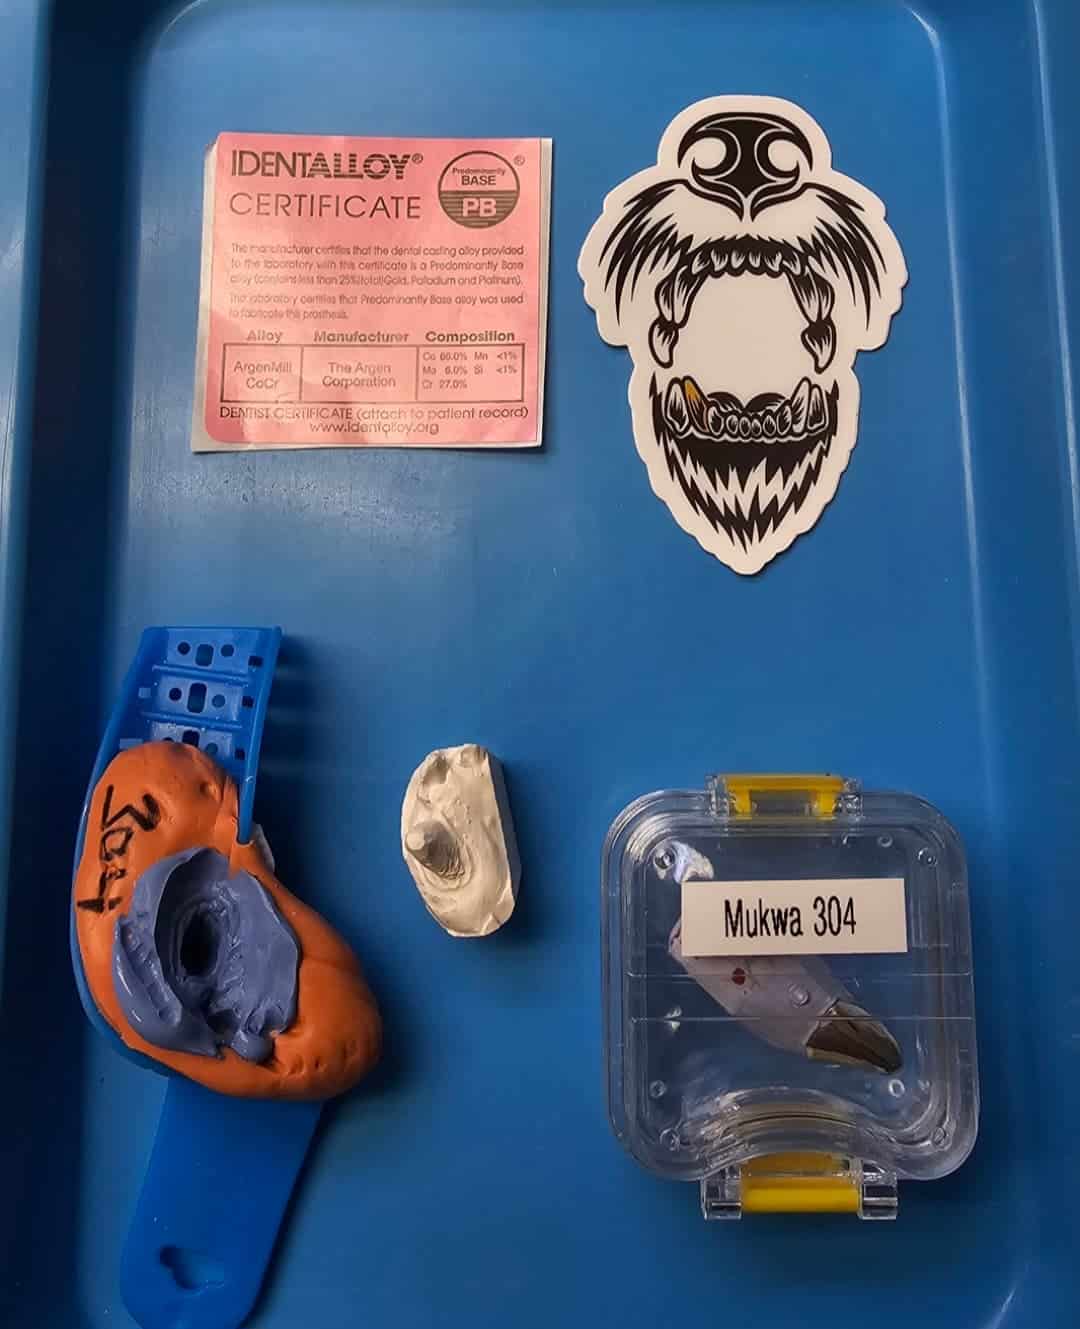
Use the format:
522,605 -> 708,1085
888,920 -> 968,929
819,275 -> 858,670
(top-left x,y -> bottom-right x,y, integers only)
601,775 -> 978,1217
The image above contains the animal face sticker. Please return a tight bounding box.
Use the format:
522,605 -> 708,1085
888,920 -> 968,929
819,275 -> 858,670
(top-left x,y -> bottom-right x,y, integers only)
579,96 -> 906,574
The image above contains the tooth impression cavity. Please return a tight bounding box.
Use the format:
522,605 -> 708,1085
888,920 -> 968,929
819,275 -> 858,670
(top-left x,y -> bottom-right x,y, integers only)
112,846 -> 299,1063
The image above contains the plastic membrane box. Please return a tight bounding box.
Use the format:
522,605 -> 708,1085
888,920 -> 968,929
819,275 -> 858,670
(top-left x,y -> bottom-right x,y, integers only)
603,775 -> 978,1218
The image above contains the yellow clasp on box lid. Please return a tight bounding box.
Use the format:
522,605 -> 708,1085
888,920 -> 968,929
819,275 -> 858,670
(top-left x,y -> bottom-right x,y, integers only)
718,773 -> 845,819
706,774 -> 862,1215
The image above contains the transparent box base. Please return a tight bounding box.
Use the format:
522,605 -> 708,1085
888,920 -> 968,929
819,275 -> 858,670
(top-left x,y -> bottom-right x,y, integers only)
602,776 -> 979,1218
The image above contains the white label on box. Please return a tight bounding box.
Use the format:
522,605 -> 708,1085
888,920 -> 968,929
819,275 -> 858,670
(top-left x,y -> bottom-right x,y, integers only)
680,878 -> 908,957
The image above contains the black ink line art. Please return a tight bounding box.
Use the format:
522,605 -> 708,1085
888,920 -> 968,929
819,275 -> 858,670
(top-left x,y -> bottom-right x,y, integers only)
580,97 -> 906,574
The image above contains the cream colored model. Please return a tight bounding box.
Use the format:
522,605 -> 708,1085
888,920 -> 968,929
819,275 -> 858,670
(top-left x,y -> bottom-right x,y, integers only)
401,745 -> 520,937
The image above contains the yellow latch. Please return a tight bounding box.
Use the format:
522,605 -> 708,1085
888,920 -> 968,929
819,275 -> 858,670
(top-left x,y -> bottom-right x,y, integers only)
721,773 -> 844,819
721,776 -> 852,1212
740,1152 -> 860,1215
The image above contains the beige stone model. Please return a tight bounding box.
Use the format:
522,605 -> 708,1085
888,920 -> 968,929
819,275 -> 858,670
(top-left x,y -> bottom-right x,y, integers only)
401,745 -> 520,937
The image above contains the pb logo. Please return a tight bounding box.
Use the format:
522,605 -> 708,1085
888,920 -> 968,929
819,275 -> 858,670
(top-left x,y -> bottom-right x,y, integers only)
462,197 -> 498,219
439,151 -> 520,228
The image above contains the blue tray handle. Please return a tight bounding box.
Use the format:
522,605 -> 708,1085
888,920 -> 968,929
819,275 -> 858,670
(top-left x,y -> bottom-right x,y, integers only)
121,1080 -> 321,1329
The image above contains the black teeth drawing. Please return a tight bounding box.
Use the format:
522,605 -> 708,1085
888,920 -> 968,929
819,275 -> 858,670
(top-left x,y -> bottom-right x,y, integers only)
579,95 -> 907,574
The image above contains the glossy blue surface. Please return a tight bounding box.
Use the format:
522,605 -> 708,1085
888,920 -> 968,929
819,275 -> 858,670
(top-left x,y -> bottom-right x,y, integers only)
0,0 -> 46,983
1,1 -> 1079,1326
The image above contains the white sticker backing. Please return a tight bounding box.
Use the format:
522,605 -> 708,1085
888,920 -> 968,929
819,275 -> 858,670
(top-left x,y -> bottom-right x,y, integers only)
579,96 -> 907,574
680,877 -> 908,957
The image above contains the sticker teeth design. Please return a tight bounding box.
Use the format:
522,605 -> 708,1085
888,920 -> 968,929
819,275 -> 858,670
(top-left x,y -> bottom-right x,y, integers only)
790,377 -> 810,432
655,408 -> 838,551
579,95 -> 908,574
664,375 -> 830,448
653,375 -> 842,552
647,236 -> 830,372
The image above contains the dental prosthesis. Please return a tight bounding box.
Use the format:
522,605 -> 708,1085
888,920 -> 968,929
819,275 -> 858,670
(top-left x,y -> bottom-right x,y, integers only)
658,839 -> 901,1074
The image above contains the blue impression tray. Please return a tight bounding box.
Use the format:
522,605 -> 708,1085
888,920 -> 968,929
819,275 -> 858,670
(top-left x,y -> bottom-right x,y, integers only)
70,626 -> 322,1329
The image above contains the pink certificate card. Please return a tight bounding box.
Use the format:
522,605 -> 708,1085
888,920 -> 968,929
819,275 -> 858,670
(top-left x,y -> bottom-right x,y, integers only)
193,132 -> 551,450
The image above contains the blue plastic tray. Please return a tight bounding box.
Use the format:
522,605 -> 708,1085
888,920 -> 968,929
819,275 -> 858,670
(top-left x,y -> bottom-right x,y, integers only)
2,1 -> 1079,1325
